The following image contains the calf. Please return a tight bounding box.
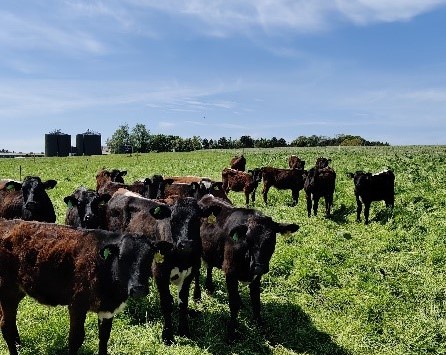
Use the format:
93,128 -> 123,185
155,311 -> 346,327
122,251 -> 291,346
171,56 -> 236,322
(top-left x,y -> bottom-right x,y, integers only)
222,168 -> 262,206
198,194 -> 299,341
315,157 -> 331,169
230,155 -> 246,171
106,189 -> 220,344
0,176 -> 57,222
64,186 -> 111,229
98,175 -> 172,199
260,167 -> 306,206
288,155 -> 305,170
303,167 -> 336,217
0,218 -> 167,355
95,168 -> 127,192
347,169 -> 395,224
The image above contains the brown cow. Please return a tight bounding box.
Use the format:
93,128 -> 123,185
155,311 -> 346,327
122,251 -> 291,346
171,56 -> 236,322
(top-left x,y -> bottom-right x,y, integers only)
222,168 -> 262,206
288,155 -> 305,170
0,218 -> 168,355
260,167 -> 306,206
230,155 -> 246,171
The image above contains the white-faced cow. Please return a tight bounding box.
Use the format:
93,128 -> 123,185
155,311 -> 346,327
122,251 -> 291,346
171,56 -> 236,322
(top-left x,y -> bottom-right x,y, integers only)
0,176 -> 57,222
347,169 -> 395,224
0,218 -> 168,355
198,194 -> 299,342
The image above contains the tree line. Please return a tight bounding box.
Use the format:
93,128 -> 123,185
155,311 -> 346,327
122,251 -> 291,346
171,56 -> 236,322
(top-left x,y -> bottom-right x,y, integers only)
105,123 -> 389,154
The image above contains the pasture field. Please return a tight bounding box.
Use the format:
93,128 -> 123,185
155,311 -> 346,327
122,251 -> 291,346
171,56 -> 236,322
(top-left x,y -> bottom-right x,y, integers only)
0,145 -> 445,355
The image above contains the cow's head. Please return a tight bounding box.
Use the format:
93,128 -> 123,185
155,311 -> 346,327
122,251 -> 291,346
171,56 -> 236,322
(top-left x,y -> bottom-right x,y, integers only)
64,187 -> 111,228
21,176 -> 57,222
143,175 -> 174,199
248,168 -> 263,183
99,233 -> 157,298
151,197 -> 221,252
96,168 -> 126,191
230,214 -> 299,281
347,171 -> 370,188
315,157 -> 331,169
110,169 -> 127,184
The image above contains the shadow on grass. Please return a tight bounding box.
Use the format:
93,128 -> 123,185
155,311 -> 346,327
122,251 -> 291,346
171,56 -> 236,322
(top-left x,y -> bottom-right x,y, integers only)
191,297 -> 350,355
330,204 -> 355,224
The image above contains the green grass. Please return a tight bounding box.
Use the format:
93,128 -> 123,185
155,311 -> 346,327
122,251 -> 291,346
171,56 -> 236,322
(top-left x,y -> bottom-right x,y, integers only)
0,146 -> 445,355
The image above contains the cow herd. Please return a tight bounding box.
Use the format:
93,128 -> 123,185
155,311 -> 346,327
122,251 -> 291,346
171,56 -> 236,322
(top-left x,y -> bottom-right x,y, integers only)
0,154 -> 395,354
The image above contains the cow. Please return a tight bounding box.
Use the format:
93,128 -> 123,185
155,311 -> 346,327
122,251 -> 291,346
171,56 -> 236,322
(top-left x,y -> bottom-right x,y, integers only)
95,168 -> 127,192
315,157 -> 331,169
97,175 -> 172,199
303,167 -> 336,217
0,218 -> 169,355
230,155 -> 246,171
0,176 -> 57,222
163,178 -> 231,204
260,167 -> 306,206
64,186 -> 111,229
347,169 -> 395,224
106,189 -> 221,344
222,168 -> 262,206
288,155 -> 305,170
198,194 -> 299,342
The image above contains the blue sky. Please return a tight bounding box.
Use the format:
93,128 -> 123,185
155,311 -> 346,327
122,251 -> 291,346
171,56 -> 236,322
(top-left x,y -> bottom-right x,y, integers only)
1,1 -> 446,152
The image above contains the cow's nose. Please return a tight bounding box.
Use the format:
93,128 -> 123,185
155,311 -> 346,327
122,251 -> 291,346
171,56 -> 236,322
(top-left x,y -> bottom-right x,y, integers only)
84,214 -> 92,221
128,285 -> 149,298
25,201 -> 37,210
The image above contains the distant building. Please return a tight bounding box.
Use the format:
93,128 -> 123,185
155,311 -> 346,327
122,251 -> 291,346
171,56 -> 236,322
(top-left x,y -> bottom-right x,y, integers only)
76,130 -> 102,156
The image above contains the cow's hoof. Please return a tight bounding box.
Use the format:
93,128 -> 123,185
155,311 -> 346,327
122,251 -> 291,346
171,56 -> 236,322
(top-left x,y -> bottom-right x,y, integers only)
162,329 -> 175,345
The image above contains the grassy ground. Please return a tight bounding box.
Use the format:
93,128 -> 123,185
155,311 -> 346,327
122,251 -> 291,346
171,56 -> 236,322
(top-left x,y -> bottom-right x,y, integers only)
0,145 -> 445,355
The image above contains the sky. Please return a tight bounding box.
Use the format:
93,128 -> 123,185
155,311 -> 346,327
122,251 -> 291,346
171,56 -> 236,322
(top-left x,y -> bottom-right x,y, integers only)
1,0 -> 446,152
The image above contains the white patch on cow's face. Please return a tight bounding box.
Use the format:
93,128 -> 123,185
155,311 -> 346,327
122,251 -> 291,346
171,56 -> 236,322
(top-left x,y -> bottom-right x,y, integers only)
170,267 -> 192,304
98,302 -> 126,320
201,180 -> 212,189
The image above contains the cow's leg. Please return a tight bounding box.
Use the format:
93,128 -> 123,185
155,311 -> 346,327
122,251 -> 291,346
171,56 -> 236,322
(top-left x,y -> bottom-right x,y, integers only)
313,196 -> 319,216
155,275 -> 175,344
68,306 -> 87,355
262,183 -> 271,205
0,293 -> 23,355
250,186 -> 257,205
305,193 -> 312,217
325,194 -> 333,217
355,195 -> 362,222
249,277 -> 262,326
291,188 -> 299,206
178,273 -> 194,338
244,190 -> 250,207
98,317 -> 113,355
204,265 -> 215,294
226,274 -> 241,342
364,202 -> 371,224
192,268 -> 201,302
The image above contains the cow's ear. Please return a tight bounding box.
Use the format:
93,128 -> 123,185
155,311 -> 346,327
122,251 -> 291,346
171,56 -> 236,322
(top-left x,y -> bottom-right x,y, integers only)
275,222 -> 299,235
99,193 -> 111,204
99,244 -> 119,260
229,225 -> 248,242
164,179 -> 174,185
190,182 -> 199,191
63,195 -> 77,208
201,205 -> 222,218
149,205 -> 171,219
43,180 -> 57,189
4,181 -> 22,191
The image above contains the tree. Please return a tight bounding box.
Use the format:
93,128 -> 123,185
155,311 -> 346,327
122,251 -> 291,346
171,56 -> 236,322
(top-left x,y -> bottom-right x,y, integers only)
239,135 -> 254,148
130,124 -> 150,153
106,124 -> 131,153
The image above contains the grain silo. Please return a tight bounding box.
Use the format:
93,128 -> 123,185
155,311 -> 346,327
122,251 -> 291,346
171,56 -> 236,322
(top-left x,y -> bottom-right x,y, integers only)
45,131 -> 71,157
76,130 -> 102,156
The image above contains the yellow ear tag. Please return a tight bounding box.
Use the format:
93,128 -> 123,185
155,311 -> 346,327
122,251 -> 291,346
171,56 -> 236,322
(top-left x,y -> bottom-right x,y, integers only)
207,213 -> 216,224
154,251 -> 164,264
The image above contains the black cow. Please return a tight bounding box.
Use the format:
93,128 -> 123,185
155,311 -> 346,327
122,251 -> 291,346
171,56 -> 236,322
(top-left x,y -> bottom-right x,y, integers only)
64,187 -> 111,229
303,167 -> 336,217
106,189 -> 220,344
198,194 -> 299,342
0,176 -> 57,222
347,169 -> 395,224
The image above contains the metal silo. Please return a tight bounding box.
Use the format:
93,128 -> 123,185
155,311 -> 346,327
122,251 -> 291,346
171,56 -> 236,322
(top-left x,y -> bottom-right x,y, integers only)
45,131 -> 71,157
76,130 -> 102,156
